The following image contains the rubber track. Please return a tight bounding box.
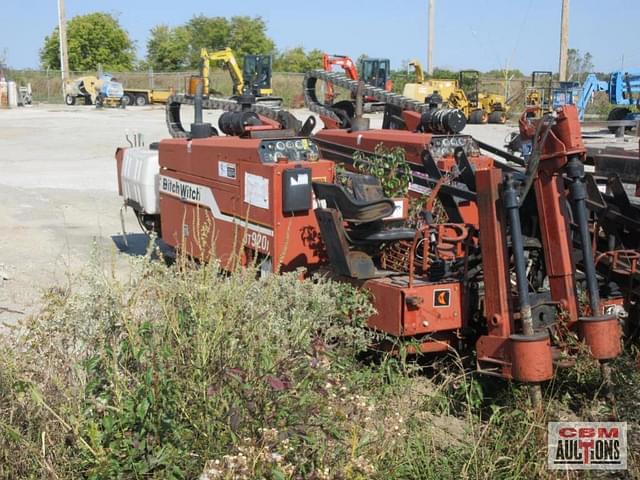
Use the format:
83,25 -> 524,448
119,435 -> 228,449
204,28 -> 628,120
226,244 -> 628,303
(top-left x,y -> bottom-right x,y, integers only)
303,70 -> 431,125
166,94 -> 302,138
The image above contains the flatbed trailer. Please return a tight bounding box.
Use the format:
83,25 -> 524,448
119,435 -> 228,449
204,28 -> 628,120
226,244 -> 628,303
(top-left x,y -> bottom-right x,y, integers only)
122,88 -> 174,106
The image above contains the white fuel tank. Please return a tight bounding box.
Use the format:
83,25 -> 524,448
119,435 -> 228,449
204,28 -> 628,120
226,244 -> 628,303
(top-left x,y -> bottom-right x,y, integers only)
121,147 -> 160,214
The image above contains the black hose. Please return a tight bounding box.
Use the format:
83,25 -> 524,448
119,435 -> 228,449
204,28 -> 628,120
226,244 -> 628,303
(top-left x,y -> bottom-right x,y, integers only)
567,156 -> 601,313
519,114 -> 554,206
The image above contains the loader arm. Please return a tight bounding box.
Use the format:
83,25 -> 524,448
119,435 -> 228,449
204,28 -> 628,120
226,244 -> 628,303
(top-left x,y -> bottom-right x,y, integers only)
575,73 -> 607,121
409,60 -> 424,83
201,47 -> 244,97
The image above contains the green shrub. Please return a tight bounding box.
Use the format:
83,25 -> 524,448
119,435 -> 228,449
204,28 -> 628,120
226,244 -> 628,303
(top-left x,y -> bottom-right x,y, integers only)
0,253 -> 379,478
1,248 -> 638,479
353,145 -> 412,198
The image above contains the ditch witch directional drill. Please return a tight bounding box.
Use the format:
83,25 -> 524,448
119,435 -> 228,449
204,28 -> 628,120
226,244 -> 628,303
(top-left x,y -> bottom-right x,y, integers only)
116,83 -> 630,390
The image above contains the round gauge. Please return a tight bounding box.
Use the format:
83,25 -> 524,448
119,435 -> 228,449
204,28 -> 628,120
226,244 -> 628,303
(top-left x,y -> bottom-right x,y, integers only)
285,140 -> 294,149
442,138 -> 451,147
294,140 -> 303,149
275,141 -> 285,150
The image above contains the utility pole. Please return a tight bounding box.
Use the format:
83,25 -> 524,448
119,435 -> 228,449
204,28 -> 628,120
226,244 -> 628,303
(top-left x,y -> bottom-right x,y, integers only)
57,0 -> 70,84
558,0 -> 569,81
427,0 -> 434,75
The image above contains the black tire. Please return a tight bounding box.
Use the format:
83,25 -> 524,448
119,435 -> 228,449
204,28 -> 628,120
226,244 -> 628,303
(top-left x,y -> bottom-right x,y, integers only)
95,95 -> 104,108
469,109 -> 488,124
135,94 -> 148,106
488,110 -> 507,124
65,94 -> 76,106
84,95 -> 93,105
332,100 -> 356,119
607,107 -> 632,133
122,93 -> 135,106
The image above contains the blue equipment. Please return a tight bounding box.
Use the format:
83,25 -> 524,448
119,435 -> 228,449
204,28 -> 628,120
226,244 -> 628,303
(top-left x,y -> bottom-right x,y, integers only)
556,70 -> 640,126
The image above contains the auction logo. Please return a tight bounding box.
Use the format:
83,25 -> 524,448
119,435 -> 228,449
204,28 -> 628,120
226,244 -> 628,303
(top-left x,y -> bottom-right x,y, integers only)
548,422 -> 627,470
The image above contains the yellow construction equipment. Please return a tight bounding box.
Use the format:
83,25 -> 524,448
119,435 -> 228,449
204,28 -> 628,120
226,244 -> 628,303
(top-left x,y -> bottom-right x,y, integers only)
121,88 -> 174,106
402,60 -> 458,103
458,70 -> 509,124
402,63 -> 508,124
188,48 -> 280,105
525,70 -> 554,117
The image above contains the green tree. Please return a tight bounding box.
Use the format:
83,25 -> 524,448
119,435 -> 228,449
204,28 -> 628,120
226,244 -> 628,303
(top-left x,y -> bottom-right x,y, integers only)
146,25 -> 190,71
483,69 -> 525,79
150,15 -> 275,69
40,12 -> 135,71
306,49 -> 324,71
183,15 -> 231,68
227,16 -> 275,60
566,48 -> 594,82
273,47 -> 323,72
430,68 -> 458,79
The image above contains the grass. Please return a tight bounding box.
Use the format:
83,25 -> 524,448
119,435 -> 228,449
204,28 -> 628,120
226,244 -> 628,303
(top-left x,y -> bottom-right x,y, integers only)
0,243 -> 638,479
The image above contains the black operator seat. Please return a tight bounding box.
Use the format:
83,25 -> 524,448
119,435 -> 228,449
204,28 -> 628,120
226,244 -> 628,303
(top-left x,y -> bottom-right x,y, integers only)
312,179 -> 415,244
311,176 -> 415,279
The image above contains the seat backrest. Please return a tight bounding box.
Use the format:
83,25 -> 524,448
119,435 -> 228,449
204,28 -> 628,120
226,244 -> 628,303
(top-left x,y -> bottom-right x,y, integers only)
312,181 -> 394,224
349,174 -> 385,202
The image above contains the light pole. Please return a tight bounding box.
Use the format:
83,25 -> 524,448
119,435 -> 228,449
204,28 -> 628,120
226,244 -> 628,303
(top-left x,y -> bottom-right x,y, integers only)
558,0 -> 569,81
427,0 -> 434,75
57,0 -> 70,86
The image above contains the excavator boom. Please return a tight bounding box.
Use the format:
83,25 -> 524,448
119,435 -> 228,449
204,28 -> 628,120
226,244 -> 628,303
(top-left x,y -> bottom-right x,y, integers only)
322,54 -> 359,80
200,47 -> 244,96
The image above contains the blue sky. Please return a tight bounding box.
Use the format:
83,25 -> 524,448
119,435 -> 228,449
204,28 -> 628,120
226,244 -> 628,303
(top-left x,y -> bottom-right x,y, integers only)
1,0 -> 638,73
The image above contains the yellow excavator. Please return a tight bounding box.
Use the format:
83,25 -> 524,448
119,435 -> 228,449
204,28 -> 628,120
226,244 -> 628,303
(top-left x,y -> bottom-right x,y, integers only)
187,47 -> 281,105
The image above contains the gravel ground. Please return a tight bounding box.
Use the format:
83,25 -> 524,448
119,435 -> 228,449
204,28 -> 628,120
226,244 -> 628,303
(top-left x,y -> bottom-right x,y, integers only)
0,103 -> 522,324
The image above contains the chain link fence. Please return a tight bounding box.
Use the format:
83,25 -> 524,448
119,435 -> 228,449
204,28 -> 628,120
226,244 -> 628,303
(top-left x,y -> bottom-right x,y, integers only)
5,69 -> 608,116
4,68 -> 307,107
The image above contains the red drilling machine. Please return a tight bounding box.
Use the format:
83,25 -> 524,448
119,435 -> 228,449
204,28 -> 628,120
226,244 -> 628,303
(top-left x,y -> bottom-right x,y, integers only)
115,82 -> 636,390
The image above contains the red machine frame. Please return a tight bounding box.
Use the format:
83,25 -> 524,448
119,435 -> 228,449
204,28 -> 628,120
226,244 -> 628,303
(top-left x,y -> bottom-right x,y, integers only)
116,101 -> 628,385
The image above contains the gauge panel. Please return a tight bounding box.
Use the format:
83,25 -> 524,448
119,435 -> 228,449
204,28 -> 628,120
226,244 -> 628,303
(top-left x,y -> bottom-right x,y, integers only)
429,135 -> 479,160
259,137 -> 320,163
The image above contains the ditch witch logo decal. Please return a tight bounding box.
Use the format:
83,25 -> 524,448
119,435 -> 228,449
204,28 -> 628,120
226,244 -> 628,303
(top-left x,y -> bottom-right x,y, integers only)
158,175 -> 274,242
548,422 -> 627,470
433,289 -> 451,307
161,177 -> 202,202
